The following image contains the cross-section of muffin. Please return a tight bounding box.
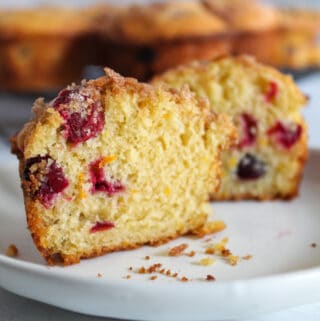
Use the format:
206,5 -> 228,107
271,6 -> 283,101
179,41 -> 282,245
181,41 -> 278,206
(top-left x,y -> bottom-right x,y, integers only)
11,68 -> 235,265
153,56 -> 308,200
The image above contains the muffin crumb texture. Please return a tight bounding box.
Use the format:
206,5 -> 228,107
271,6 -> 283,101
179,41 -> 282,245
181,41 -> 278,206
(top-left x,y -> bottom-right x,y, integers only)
12,67 -> 235,265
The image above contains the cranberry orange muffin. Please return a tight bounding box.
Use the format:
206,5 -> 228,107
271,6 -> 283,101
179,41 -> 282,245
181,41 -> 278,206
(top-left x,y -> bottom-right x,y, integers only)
11,69 -> 236,265
153,56 -> 308,200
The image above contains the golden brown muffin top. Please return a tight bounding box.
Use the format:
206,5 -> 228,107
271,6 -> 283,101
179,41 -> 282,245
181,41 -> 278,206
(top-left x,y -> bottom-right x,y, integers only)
0,5 -> 118,39
203,0 -> 279,32
96,0 -> 282,45
105,1 -> 228,45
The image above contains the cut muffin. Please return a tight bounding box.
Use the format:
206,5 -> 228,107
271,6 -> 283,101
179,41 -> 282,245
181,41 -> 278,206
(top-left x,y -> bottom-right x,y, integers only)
11,68 -> 235,265
153,56 -> 308,200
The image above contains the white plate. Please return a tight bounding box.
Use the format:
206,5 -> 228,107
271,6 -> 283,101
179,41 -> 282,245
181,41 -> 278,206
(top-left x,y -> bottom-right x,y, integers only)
0,150 -> 319,321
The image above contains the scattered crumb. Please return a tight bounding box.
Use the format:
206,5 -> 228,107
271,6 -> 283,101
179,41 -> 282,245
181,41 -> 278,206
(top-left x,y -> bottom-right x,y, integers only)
204,238 -> 212,243
180,276 -> 189,282
138,267 -> 146,274
311,243 -> 317,248
206,274 -> 216,281
186,250 -> 195,257
133,263 -> 181,280
168,243 -> 188,256
145,255 -> 150,260
6,244 -> 18,257
211,237 -> 230,254
228,255 -> 240,266
194,220 -> 226,237
221,237 -> 229,244
124,275 -> 131,279
97,273 -> 102,278
199,257 -> 215,266
147,263 -> 162,273
205,247 -> 215,255
221,249 -> 231,257
128,266 -> 133,271
204,237 -> 246,266
138,263 -> 162,274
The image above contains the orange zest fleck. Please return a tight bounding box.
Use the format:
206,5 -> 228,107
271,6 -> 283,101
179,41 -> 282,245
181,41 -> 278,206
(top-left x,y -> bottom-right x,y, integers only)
99,155 -> 117,168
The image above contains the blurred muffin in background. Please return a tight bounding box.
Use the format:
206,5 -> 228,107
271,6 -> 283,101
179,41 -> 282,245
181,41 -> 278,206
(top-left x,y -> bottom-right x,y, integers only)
0,0 -> 319,93
0,5 -> 116,92
233,7 -> 320,69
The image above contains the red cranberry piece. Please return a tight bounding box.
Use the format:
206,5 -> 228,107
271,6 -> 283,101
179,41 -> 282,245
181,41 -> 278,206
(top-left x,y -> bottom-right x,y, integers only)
267,121 -> 302,150
24,156 -> 69,208
52,89 -> 74,108
236,153 -> 266,180
90,221 -> 115,233
53,87 -> 104,145
89,159 -> 125,196
264,81 -> 278,103
238,113 -> 258,148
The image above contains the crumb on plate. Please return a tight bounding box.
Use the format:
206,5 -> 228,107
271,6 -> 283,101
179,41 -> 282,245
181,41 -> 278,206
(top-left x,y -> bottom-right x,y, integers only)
206,274 -> 216,281
168,243 -> 188,256
6,244 -> 18,257
199,257 -> 215,266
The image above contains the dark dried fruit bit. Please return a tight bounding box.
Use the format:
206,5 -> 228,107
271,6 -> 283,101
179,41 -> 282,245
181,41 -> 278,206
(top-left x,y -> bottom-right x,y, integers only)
238,113 -> 258,148
90,221 -> 115,233
52,86 -> 104,145
89,159 -> 125,196
24,156 -> 69,208
236,153 -> 266,180
267,121 -> 302,150
264,81 -> 278,103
